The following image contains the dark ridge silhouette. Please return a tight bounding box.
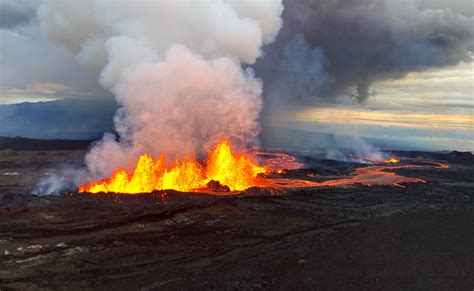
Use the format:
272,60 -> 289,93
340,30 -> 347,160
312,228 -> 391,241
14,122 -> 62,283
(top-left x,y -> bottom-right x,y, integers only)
0,98 -> 117,140
0,136 -> 94,151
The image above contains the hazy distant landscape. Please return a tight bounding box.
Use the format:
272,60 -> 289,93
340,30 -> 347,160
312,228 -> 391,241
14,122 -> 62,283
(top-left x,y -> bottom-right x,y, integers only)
0,99 -> 116,139
0,98 -> 461,152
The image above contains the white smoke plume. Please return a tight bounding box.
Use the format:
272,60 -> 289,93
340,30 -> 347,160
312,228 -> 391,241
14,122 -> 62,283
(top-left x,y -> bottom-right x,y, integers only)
37,0 -> 284,178
325,137 -> 384,164
33,166 -> 88,195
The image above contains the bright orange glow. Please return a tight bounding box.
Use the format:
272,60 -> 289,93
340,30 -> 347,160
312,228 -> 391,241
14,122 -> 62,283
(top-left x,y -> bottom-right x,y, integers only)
78,139 -> 267,194
253,151 -> 304,172
436,163 -> 449,169
384,157 -> 400,163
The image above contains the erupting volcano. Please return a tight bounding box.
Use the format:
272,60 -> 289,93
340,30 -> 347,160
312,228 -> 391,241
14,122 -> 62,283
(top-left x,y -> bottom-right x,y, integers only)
1,0 -> 472,288
79,139 -> 267,194
78,143 -> 436,195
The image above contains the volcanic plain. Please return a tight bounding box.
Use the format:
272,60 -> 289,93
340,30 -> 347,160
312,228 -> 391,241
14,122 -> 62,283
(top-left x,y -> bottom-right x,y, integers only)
0,144 -> 473,290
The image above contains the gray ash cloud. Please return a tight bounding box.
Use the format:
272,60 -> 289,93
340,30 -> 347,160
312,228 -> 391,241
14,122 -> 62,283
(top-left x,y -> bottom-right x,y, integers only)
0,0 -> 38,29
256,0 -> 474,105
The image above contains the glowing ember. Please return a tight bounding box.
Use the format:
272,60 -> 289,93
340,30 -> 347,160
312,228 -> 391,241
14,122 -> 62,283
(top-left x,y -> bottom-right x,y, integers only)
384,157 -> 400,163
78,139 -> 267,194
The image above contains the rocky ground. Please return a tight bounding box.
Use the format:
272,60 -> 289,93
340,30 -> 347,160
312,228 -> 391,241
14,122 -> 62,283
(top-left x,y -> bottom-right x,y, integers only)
0,149 -> 473,290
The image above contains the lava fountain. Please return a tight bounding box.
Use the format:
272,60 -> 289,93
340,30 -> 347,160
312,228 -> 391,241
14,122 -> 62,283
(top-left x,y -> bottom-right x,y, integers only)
79,142 -> 440,195
78,139 -> 267,194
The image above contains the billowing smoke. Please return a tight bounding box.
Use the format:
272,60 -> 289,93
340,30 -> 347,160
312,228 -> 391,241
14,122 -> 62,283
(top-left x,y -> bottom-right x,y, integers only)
258,34 -> 334,111
33,166 -> 88,195
325,137 -> 384,164
0,0 -> 38,29
257,0 -> 474,105
255,0 -> 473,156
37,0 -> 283,178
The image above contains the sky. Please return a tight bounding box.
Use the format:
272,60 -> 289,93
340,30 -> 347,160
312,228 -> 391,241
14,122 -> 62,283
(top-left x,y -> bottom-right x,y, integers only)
0,0 -> 473,151
0,0 -> 110,104
275,62 -> 474,151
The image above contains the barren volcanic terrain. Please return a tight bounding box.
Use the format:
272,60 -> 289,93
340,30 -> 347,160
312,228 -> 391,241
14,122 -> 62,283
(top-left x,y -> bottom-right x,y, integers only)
0,147 -> 473,290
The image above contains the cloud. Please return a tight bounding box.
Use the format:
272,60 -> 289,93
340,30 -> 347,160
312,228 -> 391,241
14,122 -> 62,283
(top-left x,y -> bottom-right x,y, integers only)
6,82 -> 97,98
257,34 -> 333,110
284,107 -> 474,131
0,0 -> 38,29
0,18 -> 110,103
256,0 -> 474,105
269,61 -> 474,152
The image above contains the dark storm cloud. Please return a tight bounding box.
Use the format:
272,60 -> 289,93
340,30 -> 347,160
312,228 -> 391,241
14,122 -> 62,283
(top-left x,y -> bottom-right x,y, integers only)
0,0 -> 38,29
256,0 -> 474,104
256,34 -> 333,109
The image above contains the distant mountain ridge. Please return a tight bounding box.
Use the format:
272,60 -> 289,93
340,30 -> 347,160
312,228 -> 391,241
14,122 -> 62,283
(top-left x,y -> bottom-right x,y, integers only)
0,136 -> 94,151
0,99 -> 117,140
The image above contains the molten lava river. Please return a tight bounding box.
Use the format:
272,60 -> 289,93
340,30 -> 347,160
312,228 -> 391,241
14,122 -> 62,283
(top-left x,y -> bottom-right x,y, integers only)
79,139 -> 441,195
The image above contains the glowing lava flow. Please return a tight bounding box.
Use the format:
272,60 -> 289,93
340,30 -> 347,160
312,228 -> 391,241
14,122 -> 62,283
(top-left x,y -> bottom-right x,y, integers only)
267,164 -> 426,189
254,151 -> 304,171
78,139 -> 267,194
384,157 -> 400,163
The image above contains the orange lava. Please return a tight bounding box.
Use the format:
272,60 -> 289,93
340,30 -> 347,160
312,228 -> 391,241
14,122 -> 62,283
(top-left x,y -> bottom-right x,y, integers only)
267,165 -> 426,189
384,157 -> 400,163
254,151 -> 304,171
434,162 -> 449,169
78,139 -> 267,194
79,143 -> 447,194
